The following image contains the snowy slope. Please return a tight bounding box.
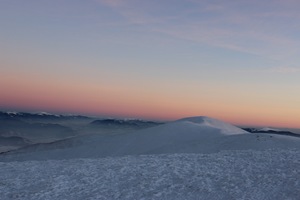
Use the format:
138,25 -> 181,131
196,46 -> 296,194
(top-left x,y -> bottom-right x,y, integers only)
177,116 -> 248,135
1,116 -> 300,162
1,149 -> 299,200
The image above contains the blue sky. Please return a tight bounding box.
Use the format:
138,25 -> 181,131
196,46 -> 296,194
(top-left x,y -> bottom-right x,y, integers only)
1,0 -> 300,128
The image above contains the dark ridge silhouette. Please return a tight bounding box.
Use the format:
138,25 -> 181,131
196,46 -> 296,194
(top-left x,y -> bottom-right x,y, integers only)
242,128 -> 300,138
90,119 -> 163,128
0,111 -> 90,121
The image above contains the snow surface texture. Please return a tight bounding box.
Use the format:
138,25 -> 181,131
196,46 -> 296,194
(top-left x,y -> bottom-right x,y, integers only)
1,149 -> 300,200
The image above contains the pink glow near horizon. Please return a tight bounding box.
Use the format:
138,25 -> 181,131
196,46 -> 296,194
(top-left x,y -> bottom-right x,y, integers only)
1,70 -> 299,128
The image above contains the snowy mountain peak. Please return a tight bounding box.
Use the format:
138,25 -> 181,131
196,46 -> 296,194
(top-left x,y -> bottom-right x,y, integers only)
35,112 -> 61,117
178,116 -> 219,125
6,111 -> 19,115
37,112 -> 53,115
259,127 -> 281,132
177,116 -> 248,135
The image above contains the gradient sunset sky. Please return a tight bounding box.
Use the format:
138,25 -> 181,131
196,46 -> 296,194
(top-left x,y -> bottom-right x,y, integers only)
1,0 -> 300,128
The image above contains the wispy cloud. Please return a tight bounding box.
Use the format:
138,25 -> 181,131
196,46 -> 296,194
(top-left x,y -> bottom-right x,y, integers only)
95,0 -> 300,64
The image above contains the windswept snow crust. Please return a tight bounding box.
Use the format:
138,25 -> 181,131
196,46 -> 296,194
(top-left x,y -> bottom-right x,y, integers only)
1,149 -> 299,200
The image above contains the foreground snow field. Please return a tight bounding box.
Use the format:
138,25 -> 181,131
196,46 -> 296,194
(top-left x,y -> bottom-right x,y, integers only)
1,149 -> 300,200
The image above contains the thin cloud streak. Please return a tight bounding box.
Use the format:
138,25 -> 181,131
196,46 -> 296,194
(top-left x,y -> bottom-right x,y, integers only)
96,0 -> 300,63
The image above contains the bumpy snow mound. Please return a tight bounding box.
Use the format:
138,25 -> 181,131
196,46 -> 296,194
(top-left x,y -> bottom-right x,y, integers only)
1,149 -> 299,200
178,116 -> 248,135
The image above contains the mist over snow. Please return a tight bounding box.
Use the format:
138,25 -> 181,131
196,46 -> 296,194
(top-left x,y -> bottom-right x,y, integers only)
1,116 -> 299,161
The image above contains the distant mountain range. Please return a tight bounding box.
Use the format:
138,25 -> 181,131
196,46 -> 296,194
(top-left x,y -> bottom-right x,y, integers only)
2,116 -> 300,162
0,111 -> 90,121
242,127 -> 300,138
1,111 -> 299,156
90,119 -> 163,128
0,111 -> 163,153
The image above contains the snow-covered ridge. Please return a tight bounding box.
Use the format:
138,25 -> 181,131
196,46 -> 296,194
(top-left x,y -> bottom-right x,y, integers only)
6,111 -> 19,115
177,116 -> 248,135
243,127 -> 299,136
35,112 -> 61,117
1,115 -> 300,161
1,111 -> 60,117
259,127 -> 281,132
4,115 -> 300,162
0,111 -> 92,120
90,118 -> 162,127
245,127 -> 281,132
